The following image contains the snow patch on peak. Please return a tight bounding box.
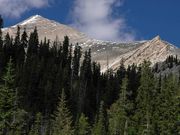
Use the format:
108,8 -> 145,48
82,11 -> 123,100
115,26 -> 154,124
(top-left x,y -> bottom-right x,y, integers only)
33,14 -> 42,18
152,35 -> 161,41
19,15 -> 43,26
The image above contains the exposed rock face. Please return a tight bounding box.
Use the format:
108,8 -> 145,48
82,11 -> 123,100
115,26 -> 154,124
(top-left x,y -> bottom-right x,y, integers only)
2,15 -> 180,71
89,36 -> 179,72
2,15 -> 88,44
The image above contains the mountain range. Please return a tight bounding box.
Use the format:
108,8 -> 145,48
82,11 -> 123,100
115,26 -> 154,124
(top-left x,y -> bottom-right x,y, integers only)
2,15 -> 180,71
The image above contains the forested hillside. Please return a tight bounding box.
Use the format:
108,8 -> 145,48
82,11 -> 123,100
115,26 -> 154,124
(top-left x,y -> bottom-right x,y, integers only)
0,16 -> 179,135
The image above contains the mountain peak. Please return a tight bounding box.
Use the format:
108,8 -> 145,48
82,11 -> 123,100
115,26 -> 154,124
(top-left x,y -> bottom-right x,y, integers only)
152,35 -> 161,41
2,14 -> 88,44
18,14 -> 46,26
32,14 -> 42,18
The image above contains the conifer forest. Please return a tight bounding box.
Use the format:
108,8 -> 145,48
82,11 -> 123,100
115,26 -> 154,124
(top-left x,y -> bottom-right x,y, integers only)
0,16 -> 179,135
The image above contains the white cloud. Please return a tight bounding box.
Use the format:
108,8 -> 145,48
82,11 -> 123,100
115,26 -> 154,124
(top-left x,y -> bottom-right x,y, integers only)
0,0 -> 50,18
72,0 -> 135,42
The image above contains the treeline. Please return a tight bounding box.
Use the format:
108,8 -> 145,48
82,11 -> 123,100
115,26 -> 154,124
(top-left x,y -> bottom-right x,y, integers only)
0,16 -> 179,135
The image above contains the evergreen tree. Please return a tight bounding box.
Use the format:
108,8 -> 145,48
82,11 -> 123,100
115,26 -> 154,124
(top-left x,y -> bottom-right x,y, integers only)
0,15 -> 3,33
52,89 -> 74,135
14,26 -> 21,46
135,61 -> 155,135
21,28 -> 28,48
79,49 -> 93,117
108,76 -> 133,135
62,36 -> 69,67
0,15 -> 4,75
3,33 -> 12,62
27,27 -> 39,56
29,112 -> 42,135
0,15 -> 3,43
8,108 -> 27,135
92,101 -> 107,135
0,58 -> 16,134
76,113 -> 91,135
153,75 -> 179,134
72,44 -> 82,79
14,26 -> 25,67
116,59 -> 126,84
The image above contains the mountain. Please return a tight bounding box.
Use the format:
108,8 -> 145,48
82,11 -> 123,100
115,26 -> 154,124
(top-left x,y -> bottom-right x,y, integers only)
2,15 -> 180,71
2,15 -> 88,44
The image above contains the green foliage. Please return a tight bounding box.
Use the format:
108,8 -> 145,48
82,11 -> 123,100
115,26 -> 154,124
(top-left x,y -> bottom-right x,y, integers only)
92,101 -> 107,135
29,112 -> 42,135
108,76 -> 134,135
0,58 -> 16,134
11,109 -> 28,135
135,61 -> 155,135
76,113 -> 91,135
153,75 -> 179,134
52,90 -> 74,135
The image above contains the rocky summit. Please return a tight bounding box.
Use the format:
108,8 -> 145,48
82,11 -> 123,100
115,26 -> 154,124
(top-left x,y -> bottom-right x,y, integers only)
2,15 -> 180,71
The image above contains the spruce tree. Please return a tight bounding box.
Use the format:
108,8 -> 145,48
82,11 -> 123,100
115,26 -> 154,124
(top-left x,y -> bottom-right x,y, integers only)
3,33 -> 11,62
52,89 -> 74,135
92,101 -> 107,135
108,76 -> 133,135
0,15 -> 3,40
21,28 -> 28,48
154,75 -> 179,134
27,27 -> 39,56
72,44 -> 82,79
0,15 -> 3,43
0,15 -> 4,75
62,36 -> 69,67
0,58 -> 16,134
29,112 -> 42,135
135,61 -> 155,135
14,26 -> 25,67
79,49 -> 93,118
76,113 -> 91,135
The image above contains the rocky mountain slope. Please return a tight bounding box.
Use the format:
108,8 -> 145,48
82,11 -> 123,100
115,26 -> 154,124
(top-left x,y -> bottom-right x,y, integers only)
2,15 -> 88,44
2,15 -> 180,71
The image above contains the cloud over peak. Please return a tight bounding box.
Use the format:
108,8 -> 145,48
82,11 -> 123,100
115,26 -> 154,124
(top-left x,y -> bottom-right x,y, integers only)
0,0 -> 50,18
72,0 -> 135,42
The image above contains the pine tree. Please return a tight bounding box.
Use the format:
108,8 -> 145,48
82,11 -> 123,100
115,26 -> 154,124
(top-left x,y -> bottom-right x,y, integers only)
27,27 -> 39,56
29,112 -> 42,135
72,44 -> 82,79
92,101 -> 107,135
79,49 -> 93,117
11,109 -> 27,135
116,59 -> 126,84
153,75 -> 179,134
21,28 -> 28,48
14,26 -> 21,46
0,58 -> 16,134
52,89 -> 74,135
76,113 -> 91,135
0,15 -> 3,36
14,26 -> 25,67
62,36 -> 69,67
135,61 -> 155,135
0,15 -> 3,43
0,15 -> 4,75
3,33 -> 12,62
108,76 -> 133,135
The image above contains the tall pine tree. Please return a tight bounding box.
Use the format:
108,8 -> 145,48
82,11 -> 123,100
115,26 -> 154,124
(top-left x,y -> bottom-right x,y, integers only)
135,61 -> 155,135
0,58 -> 16,134
92,101 -> 107,135
52,89 -> 74,135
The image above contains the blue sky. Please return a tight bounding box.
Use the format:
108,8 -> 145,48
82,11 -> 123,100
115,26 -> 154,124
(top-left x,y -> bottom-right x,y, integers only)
1,0 -> 180,46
